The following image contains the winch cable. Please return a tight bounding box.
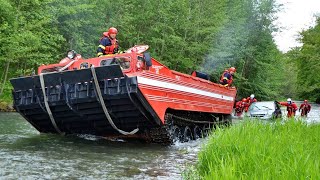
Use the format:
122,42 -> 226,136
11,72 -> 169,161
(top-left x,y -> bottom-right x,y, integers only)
90,66 -> 139,135
39,73 -> 63,134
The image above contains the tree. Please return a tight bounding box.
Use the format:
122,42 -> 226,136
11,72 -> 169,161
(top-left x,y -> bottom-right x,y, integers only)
295,17 -> 320,101
203,0 -> 283,100
0,0 -> 288,103
0,0 -> 65,99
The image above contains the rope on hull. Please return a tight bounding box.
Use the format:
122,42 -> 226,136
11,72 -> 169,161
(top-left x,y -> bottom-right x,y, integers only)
39,73 -> 63,134
90,66 -> 139,135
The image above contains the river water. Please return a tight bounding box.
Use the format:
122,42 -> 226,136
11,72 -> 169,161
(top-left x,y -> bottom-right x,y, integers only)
0,103 -> 319,179
0,113 -> 204,180
275,102 -> 320,124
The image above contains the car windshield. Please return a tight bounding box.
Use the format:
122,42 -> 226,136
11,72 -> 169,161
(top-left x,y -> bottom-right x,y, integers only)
249,102 -> 274,111
100,57 -> 131,70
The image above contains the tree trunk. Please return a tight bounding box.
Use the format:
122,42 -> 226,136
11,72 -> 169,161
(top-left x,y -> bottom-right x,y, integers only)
23,61 -> 27,76
0,62 -> 10,96
0,65 -> 4,84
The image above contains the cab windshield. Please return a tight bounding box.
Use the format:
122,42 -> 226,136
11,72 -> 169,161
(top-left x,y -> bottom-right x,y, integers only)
100,57 -> 131,70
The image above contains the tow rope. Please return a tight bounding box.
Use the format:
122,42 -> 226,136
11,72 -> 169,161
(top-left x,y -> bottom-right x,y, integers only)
58,60 -> 76,72
90,66 -> 139,135
39,73 -> 63,134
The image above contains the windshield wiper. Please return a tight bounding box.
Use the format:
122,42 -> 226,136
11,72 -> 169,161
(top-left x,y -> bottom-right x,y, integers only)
261,106 -> 273,110
254,105 -> 261,110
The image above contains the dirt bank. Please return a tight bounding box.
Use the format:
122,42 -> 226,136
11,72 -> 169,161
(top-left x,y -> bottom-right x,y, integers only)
0,101 -> 15,112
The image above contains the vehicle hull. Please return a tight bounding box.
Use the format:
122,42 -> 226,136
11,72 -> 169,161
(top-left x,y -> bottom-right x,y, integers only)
11,66 -> 160,137
135,71 -> 236,123
11,58 -> 237,143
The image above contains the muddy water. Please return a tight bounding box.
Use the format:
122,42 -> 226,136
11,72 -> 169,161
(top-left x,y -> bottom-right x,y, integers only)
0,113 -> 203,180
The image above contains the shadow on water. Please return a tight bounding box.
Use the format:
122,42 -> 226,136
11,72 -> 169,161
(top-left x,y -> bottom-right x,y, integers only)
0,112 -> 202,179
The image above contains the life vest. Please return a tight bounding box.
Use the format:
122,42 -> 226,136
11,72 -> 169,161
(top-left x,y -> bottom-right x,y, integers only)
287,104 -> 296,112
100,32 -> 119,54
105,37 -> 118,54
300,103 -> 311,116
219,70 -> 228,82
235,101 -> 244,113
219,71 -> 232,85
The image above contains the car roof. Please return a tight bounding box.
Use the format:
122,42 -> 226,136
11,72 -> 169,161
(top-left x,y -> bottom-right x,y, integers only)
250,101 -> 276,106
252,101 -> 275,103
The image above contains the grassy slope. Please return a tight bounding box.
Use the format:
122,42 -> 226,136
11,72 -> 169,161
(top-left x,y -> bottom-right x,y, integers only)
185,120 -> 320,179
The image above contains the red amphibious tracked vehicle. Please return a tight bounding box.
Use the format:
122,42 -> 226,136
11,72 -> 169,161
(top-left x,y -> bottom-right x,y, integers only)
10,45 -> 236,144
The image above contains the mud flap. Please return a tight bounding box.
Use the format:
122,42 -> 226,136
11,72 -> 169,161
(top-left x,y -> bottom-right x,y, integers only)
10,65 -> 124,91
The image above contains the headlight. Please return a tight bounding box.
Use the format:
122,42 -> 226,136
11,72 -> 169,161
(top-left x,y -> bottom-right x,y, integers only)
67,50 -> 76,59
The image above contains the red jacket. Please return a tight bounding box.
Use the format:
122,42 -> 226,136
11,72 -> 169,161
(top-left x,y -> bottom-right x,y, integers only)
244,97 -> 257,112
235,101 -> 246,110
219,71 -> 233,87
279,102 -> 298,118
246,97 -> 257,105
97,32 -> 119,56
299,103 -> 311,116
235,100 -> 247,116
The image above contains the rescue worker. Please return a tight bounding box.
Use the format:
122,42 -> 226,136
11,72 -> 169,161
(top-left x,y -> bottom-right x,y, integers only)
244,94 -> 257,112
97,27 -> 119,57
277,98 -> 298,118
235,98 -> 247,116
299,100 -> 311,117
219,67 -> 236,87
219,69 -> 228,82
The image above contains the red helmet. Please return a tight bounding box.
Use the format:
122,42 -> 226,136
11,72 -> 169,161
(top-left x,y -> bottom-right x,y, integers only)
242,98 -> 246,102
108,27 -> 118,34
229,67 -> 236,73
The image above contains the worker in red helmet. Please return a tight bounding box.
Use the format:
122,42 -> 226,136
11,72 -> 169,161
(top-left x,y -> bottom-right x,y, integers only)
235,98 -> 247,116
219,69 -> 228,82
276,98 -> 298,118
244,94 -> 257,112
219,67 -> 236,87
299,100 -> 311,117
97,27 -> 119,57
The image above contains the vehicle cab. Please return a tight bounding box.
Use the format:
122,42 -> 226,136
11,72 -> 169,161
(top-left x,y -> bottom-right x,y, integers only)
38,45 -> 152,75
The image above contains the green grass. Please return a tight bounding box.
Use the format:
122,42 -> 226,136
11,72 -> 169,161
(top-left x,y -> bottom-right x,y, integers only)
184,119 -> 320,179
0,86 -> 13,103
0,86 -> 13,109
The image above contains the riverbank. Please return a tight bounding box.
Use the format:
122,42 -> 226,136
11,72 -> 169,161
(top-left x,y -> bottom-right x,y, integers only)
0,101 -> 15,112
183,119 -> 320,179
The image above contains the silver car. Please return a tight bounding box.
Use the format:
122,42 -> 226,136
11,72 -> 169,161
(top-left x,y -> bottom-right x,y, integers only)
248,101 -> 282,120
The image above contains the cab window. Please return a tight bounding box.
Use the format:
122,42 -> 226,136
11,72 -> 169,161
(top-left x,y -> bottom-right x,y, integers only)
100,57 -> 131,70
